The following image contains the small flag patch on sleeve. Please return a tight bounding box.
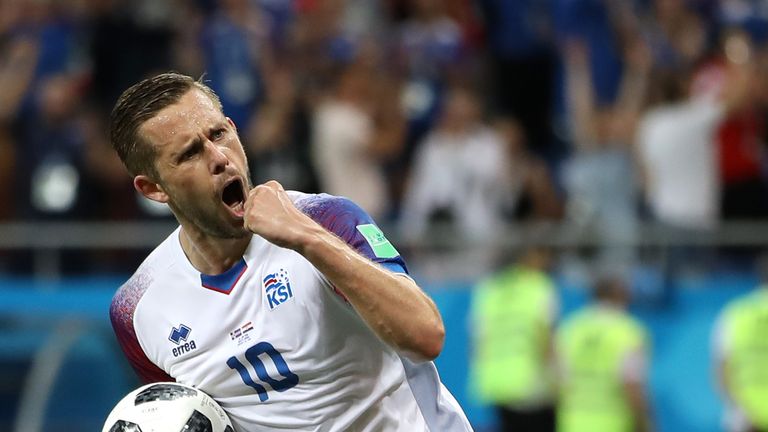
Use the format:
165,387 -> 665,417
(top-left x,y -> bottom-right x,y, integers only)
356,224 -> 399,259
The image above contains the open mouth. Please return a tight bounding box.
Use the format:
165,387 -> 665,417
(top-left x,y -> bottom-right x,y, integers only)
221,178 -> 246,217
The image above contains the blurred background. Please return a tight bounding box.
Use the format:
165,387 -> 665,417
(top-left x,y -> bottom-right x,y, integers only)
2,0 -> 768,430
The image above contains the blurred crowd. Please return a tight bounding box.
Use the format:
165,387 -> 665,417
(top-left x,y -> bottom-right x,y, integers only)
3,0 -> 768,270
3,2 -> 768,429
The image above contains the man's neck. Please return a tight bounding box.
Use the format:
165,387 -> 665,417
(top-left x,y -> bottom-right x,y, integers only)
179,226 -> 251,275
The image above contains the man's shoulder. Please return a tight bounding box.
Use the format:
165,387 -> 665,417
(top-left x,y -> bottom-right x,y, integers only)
289,191 -> 362,216
289,191 -> 373,229
110,267 -> 155,333
288,191 -> 405,270
110,228 -> 182,320
127,227 -> 181,279
723,288 -> 768,318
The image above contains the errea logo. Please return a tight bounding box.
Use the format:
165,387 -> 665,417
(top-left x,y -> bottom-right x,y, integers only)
169,324 -> 197,357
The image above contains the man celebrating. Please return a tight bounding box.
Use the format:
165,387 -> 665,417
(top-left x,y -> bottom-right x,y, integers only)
108,72 -> 472,431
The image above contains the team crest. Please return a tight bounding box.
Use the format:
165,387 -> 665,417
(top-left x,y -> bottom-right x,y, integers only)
263,269 -> 294,310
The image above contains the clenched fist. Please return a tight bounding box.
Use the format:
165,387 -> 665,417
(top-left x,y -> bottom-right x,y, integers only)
243,180 -> 323,252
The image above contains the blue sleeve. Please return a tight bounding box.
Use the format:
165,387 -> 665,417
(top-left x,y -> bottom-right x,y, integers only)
294,194 -> 409,275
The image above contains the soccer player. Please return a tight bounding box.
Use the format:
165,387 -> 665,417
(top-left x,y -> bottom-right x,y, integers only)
108,72 -> 472,431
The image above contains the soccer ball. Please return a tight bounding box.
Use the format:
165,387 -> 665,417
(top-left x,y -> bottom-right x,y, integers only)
102,382 -> 234,432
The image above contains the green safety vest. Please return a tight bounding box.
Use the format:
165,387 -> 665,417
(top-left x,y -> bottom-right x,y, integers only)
470,265 -> 556,405
722,288 -> 768,428
556,305 -> 647,432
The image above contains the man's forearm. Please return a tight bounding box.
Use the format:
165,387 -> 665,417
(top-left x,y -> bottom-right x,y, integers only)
298,225 -> 445,361
625,380 -> 653,432
242,182 -> 445,361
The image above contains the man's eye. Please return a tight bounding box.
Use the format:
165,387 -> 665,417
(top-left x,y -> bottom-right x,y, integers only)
179,148 -> 198,162
212,129 -> 226,140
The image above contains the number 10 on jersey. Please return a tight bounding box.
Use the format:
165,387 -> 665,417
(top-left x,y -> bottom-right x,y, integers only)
227,341 -> 299,402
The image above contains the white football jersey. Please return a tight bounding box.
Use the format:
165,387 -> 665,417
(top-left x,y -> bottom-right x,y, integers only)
110,193 -> 472,431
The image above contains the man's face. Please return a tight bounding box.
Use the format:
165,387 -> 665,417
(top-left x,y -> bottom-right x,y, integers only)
138,88 -> 252,239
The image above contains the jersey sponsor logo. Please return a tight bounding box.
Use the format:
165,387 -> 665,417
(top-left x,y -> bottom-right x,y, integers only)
169,323 -> 198,357
169,324 -> 191,344
263,269 -> 293,310
230,321 -> 254,346
172,340 -> 197,357
356,224 -> 399,258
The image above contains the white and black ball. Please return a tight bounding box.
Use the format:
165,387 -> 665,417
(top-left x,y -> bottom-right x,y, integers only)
102,382 -> 234,432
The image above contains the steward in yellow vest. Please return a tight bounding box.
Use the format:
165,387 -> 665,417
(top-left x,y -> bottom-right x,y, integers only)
470,247 -> 558,431
556,274 -> 653,432
715,286 -> 768,432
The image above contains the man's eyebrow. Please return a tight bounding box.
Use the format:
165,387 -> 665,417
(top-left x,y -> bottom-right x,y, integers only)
208,121 -> 229,134
174,136 -> 204,160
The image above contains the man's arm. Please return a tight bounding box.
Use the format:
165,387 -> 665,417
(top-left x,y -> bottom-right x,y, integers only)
622,345 -> 654,432
624,379 -> 653,432
563,39 -> 597,150
243,181 -> 445,361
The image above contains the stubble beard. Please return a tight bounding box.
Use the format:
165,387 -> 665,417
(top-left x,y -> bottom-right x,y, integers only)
169,194 -> 250,240
166,165 -> 254,240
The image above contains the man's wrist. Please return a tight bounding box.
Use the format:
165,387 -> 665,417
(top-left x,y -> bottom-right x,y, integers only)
293,222 -> 335,257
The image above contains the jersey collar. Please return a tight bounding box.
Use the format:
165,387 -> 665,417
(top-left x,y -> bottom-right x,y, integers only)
200,258 -> 247,294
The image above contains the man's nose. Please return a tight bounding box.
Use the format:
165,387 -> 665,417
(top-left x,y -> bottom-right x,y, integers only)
207,141 -> 229,174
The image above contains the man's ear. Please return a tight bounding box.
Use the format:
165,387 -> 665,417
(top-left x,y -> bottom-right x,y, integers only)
134,175 -> 169,203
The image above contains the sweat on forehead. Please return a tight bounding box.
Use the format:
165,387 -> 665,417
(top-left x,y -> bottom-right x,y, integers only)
139,90 -> 225,146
